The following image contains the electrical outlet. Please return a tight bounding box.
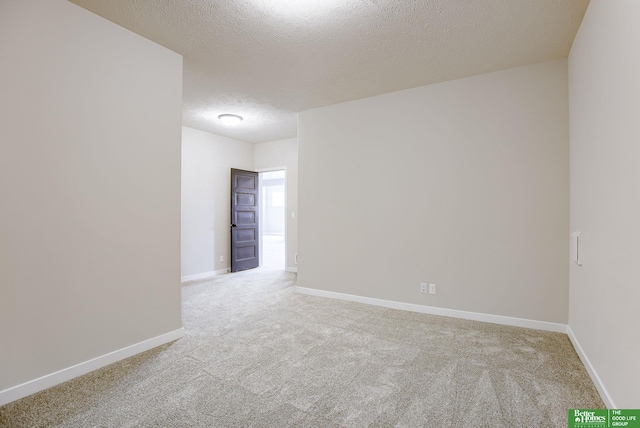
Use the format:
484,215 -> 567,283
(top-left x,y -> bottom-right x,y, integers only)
420,283 -> 427,293
429,283 -> 436,294
219,255 -> 224,263
295,253 -> 298,265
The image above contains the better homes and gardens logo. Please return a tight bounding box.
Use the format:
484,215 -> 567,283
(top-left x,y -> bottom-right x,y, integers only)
571,410 -> 607,427
569,409 -> 640,428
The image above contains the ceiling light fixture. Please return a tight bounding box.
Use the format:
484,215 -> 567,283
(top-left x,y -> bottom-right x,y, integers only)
218,114 -> 243,127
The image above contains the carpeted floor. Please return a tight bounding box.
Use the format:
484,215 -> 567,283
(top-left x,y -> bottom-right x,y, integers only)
0,267 -> 603,427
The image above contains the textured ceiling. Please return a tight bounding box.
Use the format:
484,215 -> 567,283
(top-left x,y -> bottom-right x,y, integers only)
69,0 -> 590,143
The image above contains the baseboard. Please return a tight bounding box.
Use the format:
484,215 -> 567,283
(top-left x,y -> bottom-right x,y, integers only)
295,287 -> 568,333
181,271 -> 217,282
567,325 -> 615,409
0,328 -> 185,407
181,268 -> 229,282
285,267 -> 298,273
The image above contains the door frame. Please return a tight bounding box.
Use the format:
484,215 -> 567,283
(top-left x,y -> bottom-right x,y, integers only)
256,167 -> 287,268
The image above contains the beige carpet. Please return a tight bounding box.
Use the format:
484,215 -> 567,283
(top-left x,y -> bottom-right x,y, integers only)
0,268 -> 603,427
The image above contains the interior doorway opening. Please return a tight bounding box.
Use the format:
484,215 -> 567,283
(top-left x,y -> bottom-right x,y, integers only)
259,170 -> 286,270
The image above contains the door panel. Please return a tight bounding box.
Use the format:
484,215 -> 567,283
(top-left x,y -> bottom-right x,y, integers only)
231,168 -> 259,272
236,193 -> 255,205
235,210 -> 256,225
236,229 -> 255,242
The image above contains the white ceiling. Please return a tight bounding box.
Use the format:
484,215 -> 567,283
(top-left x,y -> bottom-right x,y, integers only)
69,0 -> 590,144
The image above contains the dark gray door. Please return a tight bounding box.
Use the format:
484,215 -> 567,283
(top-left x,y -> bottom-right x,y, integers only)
230,168 -> 259,272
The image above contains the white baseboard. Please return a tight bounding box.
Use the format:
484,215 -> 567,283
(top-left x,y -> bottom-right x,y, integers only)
295,287 -> 568,333
181,271 -> 217,282
567,325 -> 615,409
181,268 -> 229,282
285,267 -> 298,273
0,328 -> 184,407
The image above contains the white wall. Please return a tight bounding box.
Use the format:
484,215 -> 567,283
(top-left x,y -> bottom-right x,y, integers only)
181,129 -> 217,277
298,59 -> 569,324
568,0 -> 640,408
181,127 -> 254,277
254,138 -> 299,272
0,0 -> 183,397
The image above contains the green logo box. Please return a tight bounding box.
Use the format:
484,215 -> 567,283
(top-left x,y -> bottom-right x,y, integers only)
569,410 -> 640,428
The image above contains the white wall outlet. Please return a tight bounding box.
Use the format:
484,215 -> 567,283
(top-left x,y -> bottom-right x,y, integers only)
429,283 -> 436,294
420,283 -> 427,293
219,255 -> 224,263
295,253 -> 298,265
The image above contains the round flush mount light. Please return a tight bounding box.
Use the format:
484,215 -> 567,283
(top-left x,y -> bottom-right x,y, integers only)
218,114 -> 243,127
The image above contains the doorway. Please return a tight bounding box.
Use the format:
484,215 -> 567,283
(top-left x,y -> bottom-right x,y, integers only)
259,170 -> 286,270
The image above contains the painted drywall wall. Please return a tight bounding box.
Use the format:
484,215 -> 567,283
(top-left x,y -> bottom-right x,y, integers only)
181,127 -> 254,277
0,0 -> 182,393
568,0 -> 640,408
254,138 -> 299,271
181,129 -> 217,277
299,59 -> 569,324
